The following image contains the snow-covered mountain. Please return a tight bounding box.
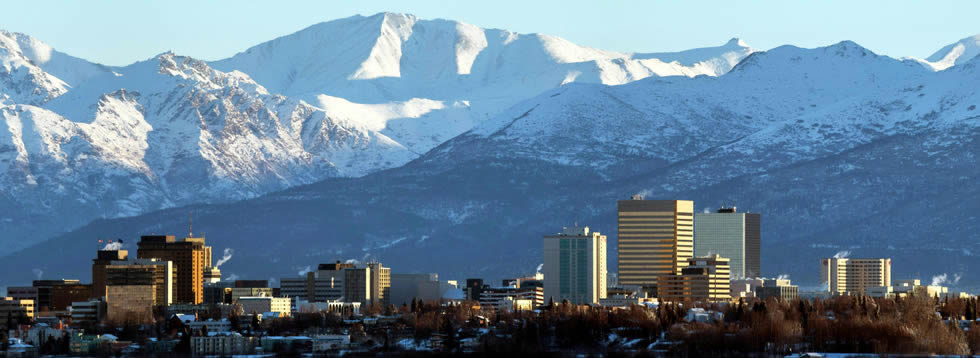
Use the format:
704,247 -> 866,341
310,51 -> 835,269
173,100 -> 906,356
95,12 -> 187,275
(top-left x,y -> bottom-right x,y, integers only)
0,14 -> 758,251
909,34 -> 980,71
210,12 -> 755,153
5,39 -> 980,289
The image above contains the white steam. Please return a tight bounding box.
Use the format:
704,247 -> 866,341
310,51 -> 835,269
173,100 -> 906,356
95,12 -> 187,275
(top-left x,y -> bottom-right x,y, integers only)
345,253 -> 371,265
931,273 -> 963,286
102,241 -> 123,251
536,263 -> 543,274
214,248 -> 233,268
32,268 -> 43,280
832,250 -> 851,259
298,266 -> 313,276
777,274 -> 790,280
223,273 -> 240,282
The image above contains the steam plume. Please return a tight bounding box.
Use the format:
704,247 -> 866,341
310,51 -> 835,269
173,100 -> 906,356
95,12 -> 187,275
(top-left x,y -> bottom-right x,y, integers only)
32,268 -> 43,280
931,273 -> 963,286
215,248 -> 233,268
832,250 -> 851,259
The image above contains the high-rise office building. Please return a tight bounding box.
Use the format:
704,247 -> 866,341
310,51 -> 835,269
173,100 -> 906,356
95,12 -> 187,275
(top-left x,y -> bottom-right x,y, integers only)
344,262 -> 390,307
92,249 -> 129,299
657,255 -> 732,303
617,197 -> 694,288
137,235 -> 212,304
694,207 -> 761,279
105,258 -> 174,306
821,258 -> 891,296
543,226 -> 607,305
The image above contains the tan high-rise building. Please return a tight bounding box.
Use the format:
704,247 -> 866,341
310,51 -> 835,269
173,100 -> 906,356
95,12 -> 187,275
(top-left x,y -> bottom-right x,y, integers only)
137,235 -> 211,304
821,258 -> 891,296
617,197 -> 694,288
657,255 -> 731,303
543,226 -> 607,305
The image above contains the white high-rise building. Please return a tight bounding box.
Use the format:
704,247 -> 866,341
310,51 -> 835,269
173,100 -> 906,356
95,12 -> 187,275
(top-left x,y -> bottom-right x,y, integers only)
543,226 -> 607,305
821,258 -> 891,296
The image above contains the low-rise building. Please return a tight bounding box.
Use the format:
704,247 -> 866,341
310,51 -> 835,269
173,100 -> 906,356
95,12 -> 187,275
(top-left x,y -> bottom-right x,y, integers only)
313,334 -> 351,352
187,318 -> 232,333
657,255 -> 732,303
70,299 -> 106,324
730,278 -> 765,298
295,299 -> 361,316
238,296 -> 291,317
479,286 -> 543,309
755,279 -> 799,301
191,333 -> 255,355
0,296 -> 35,327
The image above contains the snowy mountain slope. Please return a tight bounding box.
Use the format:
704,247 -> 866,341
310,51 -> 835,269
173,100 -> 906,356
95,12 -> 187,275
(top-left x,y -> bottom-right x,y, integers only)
909,34 -> 980,71
0,48 -> 416,251
210,12 -> 756,155
0,31 -> 69,105
0,30 -> 112,87
6,40 -> 980,289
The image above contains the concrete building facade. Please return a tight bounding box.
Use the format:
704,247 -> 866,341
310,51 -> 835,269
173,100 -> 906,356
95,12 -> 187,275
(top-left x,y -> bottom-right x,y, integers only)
617,197 -> 694,288
694,208 -> 761,279
821,258 -> 891,296
543,226 -> 607,305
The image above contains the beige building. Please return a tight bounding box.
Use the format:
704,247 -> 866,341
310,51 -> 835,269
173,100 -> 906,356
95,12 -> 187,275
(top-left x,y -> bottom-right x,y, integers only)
821,258 -> 891,296
617,197 -> 694,288
543,225 -> 607,305
657,255 -> 731,303
238,296 -> 291,316
0,297 -> 35,327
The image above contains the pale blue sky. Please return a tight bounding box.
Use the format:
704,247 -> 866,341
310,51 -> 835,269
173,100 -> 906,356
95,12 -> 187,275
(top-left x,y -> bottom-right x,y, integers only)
1,0 -> 977,66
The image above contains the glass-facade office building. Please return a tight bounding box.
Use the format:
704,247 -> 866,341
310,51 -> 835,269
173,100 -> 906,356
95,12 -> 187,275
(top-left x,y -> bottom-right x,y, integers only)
693,209 -> 761,279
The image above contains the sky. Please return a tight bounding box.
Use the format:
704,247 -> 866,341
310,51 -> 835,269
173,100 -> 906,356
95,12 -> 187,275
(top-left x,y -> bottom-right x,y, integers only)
1,0 -> 977,66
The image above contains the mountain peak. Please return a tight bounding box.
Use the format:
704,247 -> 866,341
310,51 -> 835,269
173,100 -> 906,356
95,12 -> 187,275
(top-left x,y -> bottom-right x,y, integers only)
726,37 -> 748,47
915,34 -> 980,71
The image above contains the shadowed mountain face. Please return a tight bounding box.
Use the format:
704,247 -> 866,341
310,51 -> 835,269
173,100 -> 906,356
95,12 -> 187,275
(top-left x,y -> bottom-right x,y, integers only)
4,40 -> 980,290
